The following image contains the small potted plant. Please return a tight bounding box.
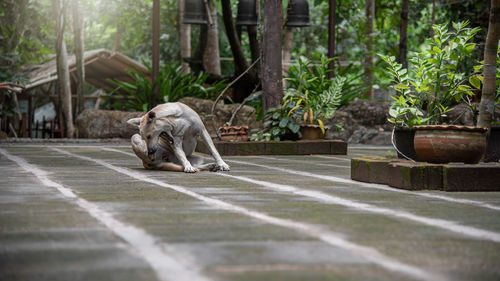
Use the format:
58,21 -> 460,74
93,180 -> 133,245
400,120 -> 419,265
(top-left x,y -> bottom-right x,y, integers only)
381,21 -> 488,164
283,56 -> 345,140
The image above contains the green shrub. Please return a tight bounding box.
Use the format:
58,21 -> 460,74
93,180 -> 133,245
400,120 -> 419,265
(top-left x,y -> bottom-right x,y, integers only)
380,21 -> 481,128
104,62 -> 226,112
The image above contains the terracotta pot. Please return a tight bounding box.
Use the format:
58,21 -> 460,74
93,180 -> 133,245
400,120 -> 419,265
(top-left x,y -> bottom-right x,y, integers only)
300,124 -> 326,140
219,126 -> 249,141
392,127 -> 417,161
413,125 -> 487,164
484,125 -> 500,162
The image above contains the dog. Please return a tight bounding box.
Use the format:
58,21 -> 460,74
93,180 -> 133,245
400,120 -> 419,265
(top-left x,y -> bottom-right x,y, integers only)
127,102 -> 230,173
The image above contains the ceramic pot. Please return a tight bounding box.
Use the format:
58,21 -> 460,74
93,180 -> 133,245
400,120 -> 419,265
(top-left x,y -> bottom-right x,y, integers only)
413,125 -> 487,164
484,125 -> 500,162
219,126 -> 249,141
300,125 -> 326,140
392,127 -> 417,161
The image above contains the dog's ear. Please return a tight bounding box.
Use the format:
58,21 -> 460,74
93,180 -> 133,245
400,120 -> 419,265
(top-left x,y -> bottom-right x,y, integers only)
127,117 -> 141,128
148,111 -> 156,121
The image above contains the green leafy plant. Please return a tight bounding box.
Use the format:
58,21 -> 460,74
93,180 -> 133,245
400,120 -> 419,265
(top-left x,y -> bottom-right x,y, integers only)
380,21 -> 481,128
285,55 -> 361,107
104,62 -> 226,112
250,102 -> 301,141
284,72 -> 345,134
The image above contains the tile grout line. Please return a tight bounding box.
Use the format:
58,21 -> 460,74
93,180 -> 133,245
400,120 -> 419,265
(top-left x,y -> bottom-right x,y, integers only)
80,147 -> 441,281
103,147 -> 500,243
0,148 -> 211,281
229,156 -> 500,212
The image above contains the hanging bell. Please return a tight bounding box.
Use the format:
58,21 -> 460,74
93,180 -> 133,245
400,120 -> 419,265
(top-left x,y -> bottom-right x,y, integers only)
236,0 -> 258,26
286,0 -> 310,27
183,0 -> 207,25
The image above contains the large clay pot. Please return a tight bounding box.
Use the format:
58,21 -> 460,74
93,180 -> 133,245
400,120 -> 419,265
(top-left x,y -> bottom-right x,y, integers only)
300,125 -> 326,140
392,127 -> 417,161
414,125 -> 487,164
484,125 -> 500,162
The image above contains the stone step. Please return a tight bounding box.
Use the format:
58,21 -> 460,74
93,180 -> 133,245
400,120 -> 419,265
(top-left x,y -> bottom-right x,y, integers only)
351,157 -> 500,191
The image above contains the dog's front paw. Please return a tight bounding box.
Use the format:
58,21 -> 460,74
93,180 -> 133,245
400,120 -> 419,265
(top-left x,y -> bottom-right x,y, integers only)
216,162 -> 230,171
184,165 -> 198,173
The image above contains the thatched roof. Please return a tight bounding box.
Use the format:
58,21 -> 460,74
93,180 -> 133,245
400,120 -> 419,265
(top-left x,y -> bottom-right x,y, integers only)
25,49 -> 150,91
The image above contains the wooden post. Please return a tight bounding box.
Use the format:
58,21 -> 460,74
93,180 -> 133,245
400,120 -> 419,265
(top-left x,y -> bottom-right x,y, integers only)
261,0 -> 284,114
152,0 -> 160,108
53,0 -> 75,138
72,0 -> 85,116
203,0 -> 221,75
178,0 -> 191,74
328,0 -> 336,78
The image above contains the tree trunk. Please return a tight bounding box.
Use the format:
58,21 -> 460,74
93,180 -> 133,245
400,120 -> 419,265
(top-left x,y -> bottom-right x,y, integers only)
262,0 -> 284,113
186,25 -> 207,74
53,0 -> 74,138
248,25 -> 260,64
221,0 -> 250,75
72,0 -> 85,116
363,0 -> 375,99
220,0 -> 259,102
203,0 -> 221,75
478,0 -> 500,128
282,27 -> 294,77
398,0 -> 409,70
152,0 -> 160,107
328,0 -> 336,78
178,0 -> 191,74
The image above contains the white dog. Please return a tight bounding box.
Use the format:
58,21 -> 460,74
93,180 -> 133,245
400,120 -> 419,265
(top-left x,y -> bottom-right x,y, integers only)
127,102 -> 230,173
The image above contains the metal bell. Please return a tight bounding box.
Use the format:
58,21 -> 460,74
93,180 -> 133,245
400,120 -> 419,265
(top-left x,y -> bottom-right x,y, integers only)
183,0 -> 207,25
286,0 -> 309,27
236,0 -> 258,26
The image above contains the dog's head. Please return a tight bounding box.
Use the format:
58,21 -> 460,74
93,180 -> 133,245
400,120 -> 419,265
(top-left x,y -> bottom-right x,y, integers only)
127,111 -> 174,161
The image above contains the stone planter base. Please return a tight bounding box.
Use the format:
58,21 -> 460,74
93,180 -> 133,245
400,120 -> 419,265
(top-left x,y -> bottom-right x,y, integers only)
196,140 -> 347,156
351,156 -> 500,191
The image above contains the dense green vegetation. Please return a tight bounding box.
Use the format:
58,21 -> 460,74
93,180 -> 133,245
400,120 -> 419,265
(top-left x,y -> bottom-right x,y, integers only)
1,0 -> 489,83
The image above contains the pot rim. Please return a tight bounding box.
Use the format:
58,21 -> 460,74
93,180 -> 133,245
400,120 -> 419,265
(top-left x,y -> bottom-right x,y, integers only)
414,125 -> 488,133
300,124 -> 328,129
393,126 -> 414,132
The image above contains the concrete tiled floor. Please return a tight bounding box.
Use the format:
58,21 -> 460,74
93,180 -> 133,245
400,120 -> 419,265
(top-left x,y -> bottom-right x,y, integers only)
1,143 -> 499,281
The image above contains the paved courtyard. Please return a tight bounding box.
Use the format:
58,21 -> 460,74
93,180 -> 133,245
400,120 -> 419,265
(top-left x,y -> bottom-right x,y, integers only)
1,143 -> 499,281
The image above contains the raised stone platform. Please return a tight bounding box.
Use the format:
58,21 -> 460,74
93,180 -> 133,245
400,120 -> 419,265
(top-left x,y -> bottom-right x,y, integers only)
197,140 -> 347,156
351,156 -> 500,191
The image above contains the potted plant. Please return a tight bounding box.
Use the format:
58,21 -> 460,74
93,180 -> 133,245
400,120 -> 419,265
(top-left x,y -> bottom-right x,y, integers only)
283,56 -> 345,140
381,21 -> 488,164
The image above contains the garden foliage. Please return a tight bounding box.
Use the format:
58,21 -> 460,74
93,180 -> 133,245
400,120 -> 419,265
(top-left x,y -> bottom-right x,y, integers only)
104,62 -> 227,112
381,21 -> 481,128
